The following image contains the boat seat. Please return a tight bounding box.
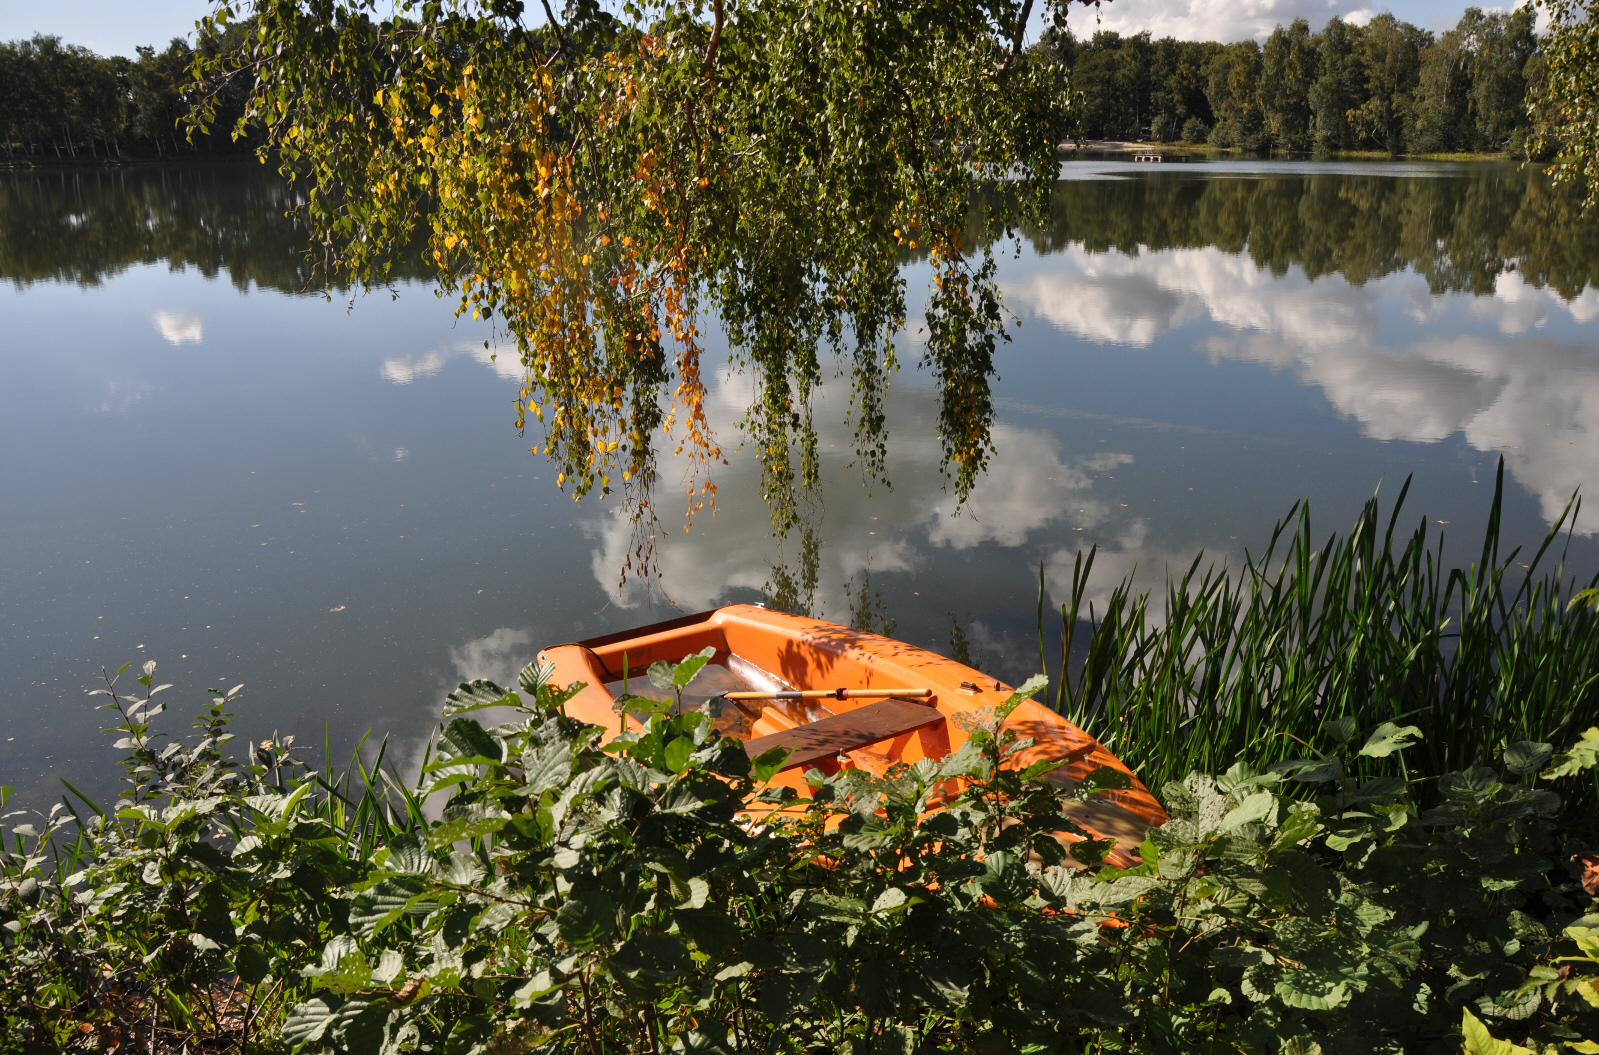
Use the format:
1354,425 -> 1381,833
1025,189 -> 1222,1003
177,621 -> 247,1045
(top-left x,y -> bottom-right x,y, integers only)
743,697 -> 945,773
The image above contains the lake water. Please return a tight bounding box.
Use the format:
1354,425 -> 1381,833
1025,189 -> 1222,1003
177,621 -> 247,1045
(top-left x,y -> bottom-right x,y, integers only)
5,160 -> 1598,808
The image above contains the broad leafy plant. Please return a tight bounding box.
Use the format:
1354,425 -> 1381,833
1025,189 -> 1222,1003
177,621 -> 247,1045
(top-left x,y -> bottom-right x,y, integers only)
4,652 -> 1599,1053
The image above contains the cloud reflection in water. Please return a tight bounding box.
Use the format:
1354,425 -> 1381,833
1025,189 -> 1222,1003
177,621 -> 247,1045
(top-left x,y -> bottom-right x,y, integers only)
1004,244 -> 1599,532
583,364 -> 1134,615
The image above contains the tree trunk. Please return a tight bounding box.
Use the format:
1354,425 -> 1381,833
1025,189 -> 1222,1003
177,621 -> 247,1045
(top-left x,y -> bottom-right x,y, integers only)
52,137 -> 62,159
65,125 -> 77,159
113,135 -> 121,159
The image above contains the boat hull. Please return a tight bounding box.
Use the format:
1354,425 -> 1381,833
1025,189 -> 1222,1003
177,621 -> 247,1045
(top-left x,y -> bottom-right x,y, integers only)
537,604 -> 1166,863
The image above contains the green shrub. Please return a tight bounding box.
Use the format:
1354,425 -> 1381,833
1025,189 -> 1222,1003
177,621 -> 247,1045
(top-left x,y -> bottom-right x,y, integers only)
4,649 -> 1598,1053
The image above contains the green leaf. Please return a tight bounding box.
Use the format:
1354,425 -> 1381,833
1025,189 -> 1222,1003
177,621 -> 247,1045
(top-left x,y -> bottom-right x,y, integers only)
512,969 -> 561,1007
1075,765 -> 1133,795
647,661 -> 676,691
444,679 -> 519,715
616,693 -> 672,717
384,835 -> 430,875
751,745 -> 792,782
1544,728 -> 1599,778
1359,721 -> 1422,758
555,888 -> 614,950
430,802 -> 510,847
373,949 -> 405,987
306,937 -> 373,995
282,996 -> 340,1048
1222,790 -> 1278,830
521,741 -> 574,797
1269,756 -> 1343,784
1069,837 -> 1114,867
1323,715 -> 1360,746
657,785 -> 708,814
675,876 -> 710,909
234,944 -> 272,986
1503,740 -> 1554,776
919,961 -> 973,1007
677,1026 -> 736,1054
1281,1039 -> 1323,1055
998,673 -> 1050,722
350,875 -> 431,939
663,736 -> 694,773
1275,969 -> 1348,1011
1461,1007 -> 1538,1054
441,717 -> 503,764
760,971 -> 824,1021
673,646 -> 717,688
675,906 -> 740,955
518,660 -> 555,695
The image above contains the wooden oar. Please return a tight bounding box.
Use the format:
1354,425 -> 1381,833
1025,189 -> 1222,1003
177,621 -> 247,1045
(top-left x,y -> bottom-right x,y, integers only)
721,688 -> 932,702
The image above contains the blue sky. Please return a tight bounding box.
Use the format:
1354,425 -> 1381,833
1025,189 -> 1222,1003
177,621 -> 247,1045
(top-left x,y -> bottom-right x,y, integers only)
0,0 -> 1528,58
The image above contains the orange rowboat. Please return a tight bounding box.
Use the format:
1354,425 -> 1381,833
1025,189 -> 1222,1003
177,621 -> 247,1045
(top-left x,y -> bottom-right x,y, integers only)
537,604 -> 1166,866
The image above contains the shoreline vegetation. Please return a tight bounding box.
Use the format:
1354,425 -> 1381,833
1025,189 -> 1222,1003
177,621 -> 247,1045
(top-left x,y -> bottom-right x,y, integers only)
0,5 -> 1549,170
2,475 -> 1598,1053
1063,139 -> 1526,162
1043,8 -> 1544,158
0,30 -> 254,167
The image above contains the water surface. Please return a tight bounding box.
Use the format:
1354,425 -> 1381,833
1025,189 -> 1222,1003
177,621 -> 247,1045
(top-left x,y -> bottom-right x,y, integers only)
4,160 -> 1596,807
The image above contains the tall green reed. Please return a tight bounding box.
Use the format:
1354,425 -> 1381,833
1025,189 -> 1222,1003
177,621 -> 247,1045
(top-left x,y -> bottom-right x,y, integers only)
1044,459 -> 1599,793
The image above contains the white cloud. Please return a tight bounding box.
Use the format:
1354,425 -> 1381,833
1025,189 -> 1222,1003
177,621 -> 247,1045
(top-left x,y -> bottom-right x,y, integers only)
380,341 -> 523,384
1210,331 -> 1599,527
92,379 -> 152,415
381,351 -> 450,384
1007,245 -> 1375,352
1082,452 -> 1136,472
924,431 -> 1109,549
390,625 -> 540,817
1463,271 -> 1599,334
152,311 -> 201,345
1062,0 -> 1380,44
582,363 -> 1135,612
1042,517 -> 1240,621
1003,240 -> 1599,532
450,627 -> 537,688
1009,268 -> 1203,346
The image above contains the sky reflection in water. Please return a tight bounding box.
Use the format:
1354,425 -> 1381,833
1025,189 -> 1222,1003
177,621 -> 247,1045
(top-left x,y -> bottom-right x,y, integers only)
2,161 -> 1596,808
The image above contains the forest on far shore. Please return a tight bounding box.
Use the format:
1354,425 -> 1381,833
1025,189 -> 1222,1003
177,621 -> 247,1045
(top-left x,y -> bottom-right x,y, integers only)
0,27 -> 253,163
1044,7 -> 1540,155
0,5 -> 1549,163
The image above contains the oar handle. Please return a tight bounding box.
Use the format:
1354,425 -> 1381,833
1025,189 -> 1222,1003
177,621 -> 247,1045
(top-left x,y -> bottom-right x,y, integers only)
722,688 -> 932,702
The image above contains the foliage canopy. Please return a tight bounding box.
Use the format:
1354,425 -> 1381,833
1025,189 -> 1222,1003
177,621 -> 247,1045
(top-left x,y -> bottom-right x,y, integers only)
1533,0 -> 1599,208
193,0 -> 1079,568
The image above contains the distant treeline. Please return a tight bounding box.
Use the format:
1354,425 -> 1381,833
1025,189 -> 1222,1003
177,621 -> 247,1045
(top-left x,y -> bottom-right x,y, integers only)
0,28 -> 254,163
1041,7 -> 1541,154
